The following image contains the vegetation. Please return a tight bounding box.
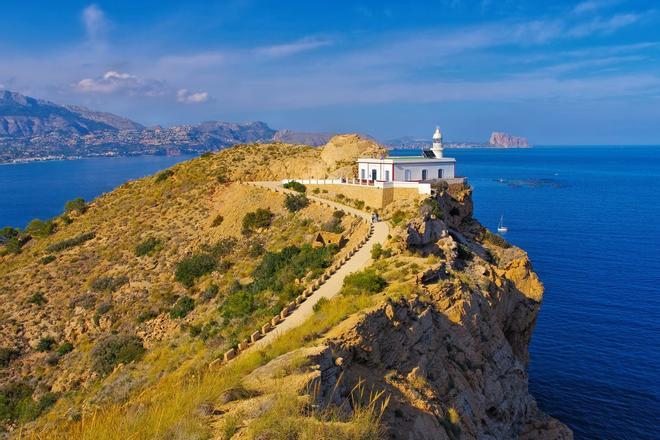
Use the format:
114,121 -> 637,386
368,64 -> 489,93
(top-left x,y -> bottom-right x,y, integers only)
64,198 -> 87,214
46,231 -> 95,253
25,219 -> 56,237
154,169 -> 175,183
0,348 -> 18,368
39,255 -> 56,265
283,181 -> 307,193
211,214 -> 224,227
91,275 -> 129,293
36,337 -> 56,352
91,334 -> 146,375
421,198 -> 443,219
242,208 -> 273,233
56,342 -> 74,356
482,229 -> 511,249
390,210 -> 406,226
284,193 -> 309,212
175,253 -> 217,287
342,269 -> 387,295
0,382 -> 57,425
322,216 -> 344,233
0,227 -> 19,245
26,292 -> 47,306
170,296 -> 195,319
135,237 -> 161,256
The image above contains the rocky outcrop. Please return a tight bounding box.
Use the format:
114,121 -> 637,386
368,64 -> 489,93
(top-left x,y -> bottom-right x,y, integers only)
488,132 -> 530,148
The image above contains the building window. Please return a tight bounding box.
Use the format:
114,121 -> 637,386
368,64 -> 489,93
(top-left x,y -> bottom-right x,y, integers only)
421,169 -> 428,180
404,169 -> 411,181
371,169 -> 377,181
361,169 -> 366,179
385,170 -> 390,181
437,169 -> 443,178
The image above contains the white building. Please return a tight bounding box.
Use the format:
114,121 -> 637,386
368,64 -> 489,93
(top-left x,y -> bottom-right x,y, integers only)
357,127 -> 456,182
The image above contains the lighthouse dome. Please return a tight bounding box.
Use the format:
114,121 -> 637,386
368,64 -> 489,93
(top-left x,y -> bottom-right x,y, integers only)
433,126 -> 442,140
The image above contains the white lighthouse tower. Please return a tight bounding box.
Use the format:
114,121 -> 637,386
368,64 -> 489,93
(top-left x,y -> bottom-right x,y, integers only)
432,126 -> 444,158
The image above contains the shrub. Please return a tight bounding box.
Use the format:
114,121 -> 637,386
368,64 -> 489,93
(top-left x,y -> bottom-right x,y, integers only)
64,198 -> 87,214
135,237 -> 161,256
242,209 -> 273,233
336,193 -> 345,200
284,193 -> 309,212
200,284 -> 219,302
69,294 -> 96,310
205,237 -> 237,258
421,198 -> 443,219
283,181 -> 307,193
91,275 -> 128,293
175,254 -> 217,287
312,187 -> 320,194
353,200 -> 365,210
40,255 -> 56,265
456,244 -> 473,261
333,210 -> 345,219
220,290 -> 258,319
342,269 -> 387,295
56,342 -> 74,356
313,297 -> 329,312
216,170 -> 229,184
322,217 -> 344,233
46,231 -> 95,253
91,334 -> 146,375
154,169 -> 174,183
26,292 -> 47,306
36,337 -> 56,352
136,310 -> 159,323
25,219 -> 56,237
94,302 -> 113,324
371,243 -> 383,260
0,227 -> 19,245
0,382 -> 58,424
211,214 -> 224,227
391,210 -> 406,226
248,242 -> 265,257
482,229 -> 511,249
170,296 -> 195,319
3,234 -> 31,255
0,347 -> 19,367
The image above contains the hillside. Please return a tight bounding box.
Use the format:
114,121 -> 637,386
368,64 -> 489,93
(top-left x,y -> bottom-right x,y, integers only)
0,135 -> 569,439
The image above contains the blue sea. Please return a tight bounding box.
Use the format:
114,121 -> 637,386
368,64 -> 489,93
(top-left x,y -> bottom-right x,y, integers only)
1,148 -> 659,439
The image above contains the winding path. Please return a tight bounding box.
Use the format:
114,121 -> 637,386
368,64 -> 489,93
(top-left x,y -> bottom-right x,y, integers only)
245,181 -> 390,351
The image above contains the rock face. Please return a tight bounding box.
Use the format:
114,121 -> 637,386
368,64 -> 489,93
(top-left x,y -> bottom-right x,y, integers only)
489,132 -> 530,148
272,129 -> 335,146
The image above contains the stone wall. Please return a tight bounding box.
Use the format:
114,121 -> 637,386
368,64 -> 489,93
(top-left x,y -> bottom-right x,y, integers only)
306,184 -> 422,209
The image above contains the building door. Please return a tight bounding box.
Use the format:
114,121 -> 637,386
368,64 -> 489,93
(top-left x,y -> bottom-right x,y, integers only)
422,169 -> 428,180
361,169 -> 366,179
404,169 -> 411,181
371,169 -> 377,181
385,170 -> 390,181
437,168 -> 443,178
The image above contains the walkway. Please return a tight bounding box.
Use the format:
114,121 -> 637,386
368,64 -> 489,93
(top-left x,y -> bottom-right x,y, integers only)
244,181 -> 389,351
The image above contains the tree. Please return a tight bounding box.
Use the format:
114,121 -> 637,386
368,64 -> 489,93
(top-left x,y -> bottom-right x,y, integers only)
25,219 -> 56,237
284,193 -> 309,212
64,198 -> 87,214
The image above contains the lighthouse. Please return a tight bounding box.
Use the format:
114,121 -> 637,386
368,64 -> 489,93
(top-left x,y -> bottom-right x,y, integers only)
432,126 -> 443,158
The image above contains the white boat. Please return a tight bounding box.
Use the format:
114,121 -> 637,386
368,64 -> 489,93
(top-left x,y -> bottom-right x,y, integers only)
497,215 -> 508,233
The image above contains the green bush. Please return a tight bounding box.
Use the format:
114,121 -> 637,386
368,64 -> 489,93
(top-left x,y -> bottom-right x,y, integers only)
136,310 -> 159,323
284,193 -> 309,212
211,214 -> 224,227
283,181 -> 307,193
332,210 -> 345,219
220,290 -> 258,319
204,237 -> 237,258
46,231 -> 95,253
242,208 -> 273,233
36,337 -> 56,352
200,284 -> 219,302
91,334 -> 146,375
371,243 -> 383,260
482,229 -> 511,248
135,237 -> 161,256
312,187 -> 320,194
0,227 -> 19,245
154,169 -> 174,183
91,275 -> 128,292
25,219 -> 56,237
64,198 -> 87,214
40,255 -> 56,265
170,296 -> 195,319
313,297 -> 329,312
322,217 -> 344,233
56,342 -> 74,356
421,198 -> 443,219
342,269 -> 387,295
391,210 -> 406,226
3,234 -> 31,255
175,254 -> 217,287
0,382 -> 58,424
0,347 -> 19,367
26,292 -> 47,306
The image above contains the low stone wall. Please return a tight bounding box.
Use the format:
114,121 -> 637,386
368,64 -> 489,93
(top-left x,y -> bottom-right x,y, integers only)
306,184 -> 421,209
210,182 -> 376,368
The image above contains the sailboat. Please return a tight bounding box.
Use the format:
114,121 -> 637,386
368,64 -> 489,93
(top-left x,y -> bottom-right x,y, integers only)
497,215 -> 508,233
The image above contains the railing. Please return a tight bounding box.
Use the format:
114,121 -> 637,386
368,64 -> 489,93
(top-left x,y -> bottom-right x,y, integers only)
281,178 -> 434,194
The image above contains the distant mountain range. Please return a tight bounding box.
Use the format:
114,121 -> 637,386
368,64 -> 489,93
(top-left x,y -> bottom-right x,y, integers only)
0,90 -> 337,163
0,89 -> 529,163
385,132 -> 530,149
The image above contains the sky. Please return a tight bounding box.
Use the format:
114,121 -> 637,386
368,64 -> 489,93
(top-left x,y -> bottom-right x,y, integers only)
1,0 -> 659,144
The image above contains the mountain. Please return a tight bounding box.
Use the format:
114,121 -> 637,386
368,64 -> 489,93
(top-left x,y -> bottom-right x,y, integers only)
0,136 -> 569,438
0,90 -> 143,137
489,131 -> 530,148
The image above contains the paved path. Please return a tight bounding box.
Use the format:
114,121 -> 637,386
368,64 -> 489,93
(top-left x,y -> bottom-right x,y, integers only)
245,181 -> 389,351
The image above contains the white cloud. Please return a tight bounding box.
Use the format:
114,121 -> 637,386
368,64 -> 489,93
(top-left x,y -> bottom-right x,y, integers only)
74,71 -> 166,96
254,37 -> 332,58
82,4 -> 108,42
176,89 -> 209,104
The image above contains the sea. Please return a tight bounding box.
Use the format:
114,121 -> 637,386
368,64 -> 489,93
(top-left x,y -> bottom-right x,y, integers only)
1,148 -> 659,439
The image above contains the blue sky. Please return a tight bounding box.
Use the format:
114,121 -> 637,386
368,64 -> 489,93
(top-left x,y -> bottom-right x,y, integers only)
1,0 -> 659,144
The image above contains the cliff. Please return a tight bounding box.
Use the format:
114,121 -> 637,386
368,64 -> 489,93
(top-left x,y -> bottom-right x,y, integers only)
0,135 -> 568,439
489,132 -> 530,148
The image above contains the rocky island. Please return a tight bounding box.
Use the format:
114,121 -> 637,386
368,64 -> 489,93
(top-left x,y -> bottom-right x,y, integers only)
0,134 -> 568,438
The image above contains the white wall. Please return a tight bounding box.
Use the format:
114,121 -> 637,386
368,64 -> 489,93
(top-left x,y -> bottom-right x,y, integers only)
393,162 -> 455,181
358,163 -> 393,181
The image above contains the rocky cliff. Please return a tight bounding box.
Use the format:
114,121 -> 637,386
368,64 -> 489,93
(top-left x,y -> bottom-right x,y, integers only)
489,132 -> 530,148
